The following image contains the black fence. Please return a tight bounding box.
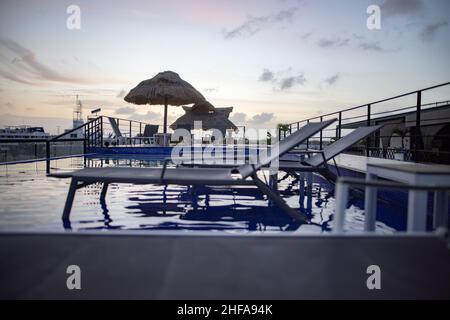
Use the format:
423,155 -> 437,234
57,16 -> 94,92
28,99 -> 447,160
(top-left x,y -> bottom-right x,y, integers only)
284,82 -> 450,164
0,116 -> 153,173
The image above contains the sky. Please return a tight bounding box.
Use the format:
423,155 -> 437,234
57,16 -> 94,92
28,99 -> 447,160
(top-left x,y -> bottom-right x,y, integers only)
0,0 -> 449,133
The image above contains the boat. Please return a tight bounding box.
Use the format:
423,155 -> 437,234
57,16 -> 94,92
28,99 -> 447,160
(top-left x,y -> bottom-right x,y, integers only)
0,125 -> 49,140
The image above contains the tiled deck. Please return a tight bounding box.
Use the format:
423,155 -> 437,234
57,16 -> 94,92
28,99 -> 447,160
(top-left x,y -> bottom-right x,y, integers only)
332,154 -> 410,174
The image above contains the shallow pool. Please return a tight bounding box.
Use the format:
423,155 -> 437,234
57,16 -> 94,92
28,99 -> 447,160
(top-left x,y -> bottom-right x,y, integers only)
0,155 -> 397,234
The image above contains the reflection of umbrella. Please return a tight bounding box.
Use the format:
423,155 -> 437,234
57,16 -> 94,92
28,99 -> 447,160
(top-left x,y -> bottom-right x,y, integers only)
124,71 -> 205,133
170,105 -> 237,135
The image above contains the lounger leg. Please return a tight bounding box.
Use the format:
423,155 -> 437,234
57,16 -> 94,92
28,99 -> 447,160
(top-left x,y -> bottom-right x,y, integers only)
298,172 -> 305,208
100,182 -> 109,201
62,178 -> 78,222
252,175 -> 307,223
306,172 -> 313,211
269,168 -> 279,192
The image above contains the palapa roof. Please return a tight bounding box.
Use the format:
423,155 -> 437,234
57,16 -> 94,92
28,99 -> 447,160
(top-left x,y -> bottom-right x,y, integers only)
191,100 -> 216,113
170,106 -> 237,133
124,71 -> 205,106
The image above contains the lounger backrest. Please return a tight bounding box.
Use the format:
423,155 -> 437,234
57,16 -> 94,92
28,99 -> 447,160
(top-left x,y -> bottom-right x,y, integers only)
236,119 -> 337,178
143,125 -> 159,137
108,117 -> 122,138
304,125 -> 383,167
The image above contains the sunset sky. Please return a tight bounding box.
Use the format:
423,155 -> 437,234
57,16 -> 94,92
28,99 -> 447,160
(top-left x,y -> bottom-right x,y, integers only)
0,0 -> 449,133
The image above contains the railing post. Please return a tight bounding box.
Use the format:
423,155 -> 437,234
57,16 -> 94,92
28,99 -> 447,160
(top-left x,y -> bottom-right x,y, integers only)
306,120 -> 310,149
366,104 -> 371,157
338,112 -> 342,139
319,116 -> 323,149
415,91 -> 422,162
100,117 -> 103,147
129,121 -> 132,146
46,140 -> 50,174
84,123 -> 88,148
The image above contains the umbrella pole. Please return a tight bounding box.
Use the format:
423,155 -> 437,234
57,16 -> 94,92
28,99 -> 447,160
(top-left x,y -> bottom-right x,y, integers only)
163,96 -> 168,134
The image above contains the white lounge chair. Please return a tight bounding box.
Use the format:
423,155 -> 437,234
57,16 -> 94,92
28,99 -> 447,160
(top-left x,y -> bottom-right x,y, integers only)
50,119 -> 337,224
278,125 -> 383,181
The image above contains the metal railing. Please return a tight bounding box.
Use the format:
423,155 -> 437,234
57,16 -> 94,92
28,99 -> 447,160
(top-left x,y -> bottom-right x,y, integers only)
0,116 -> 155,173
285,82 -> 450,163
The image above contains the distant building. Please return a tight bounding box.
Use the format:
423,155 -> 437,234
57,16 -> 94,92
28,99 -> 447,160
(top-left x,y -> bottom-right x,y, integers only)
342,103 -> 450,153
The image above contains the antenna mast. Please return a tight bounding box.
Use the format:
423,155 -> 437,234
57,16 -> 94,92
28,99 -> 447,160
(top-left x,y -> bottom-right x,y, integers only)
74,94 -> 83,122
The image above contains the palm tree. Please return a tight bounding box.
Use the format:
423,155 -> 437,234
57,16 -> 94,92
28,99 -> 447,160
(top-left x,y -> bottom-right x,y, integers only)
392,128 -> 409,150
277,123 -> 290,139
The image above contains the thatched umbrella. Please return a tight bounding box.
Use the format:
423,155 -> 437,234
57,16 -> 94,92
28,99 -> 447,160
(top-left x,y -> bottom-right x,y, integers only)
170,105 -> 237,135
191,100 -> 215,113
124,71 -> 205,133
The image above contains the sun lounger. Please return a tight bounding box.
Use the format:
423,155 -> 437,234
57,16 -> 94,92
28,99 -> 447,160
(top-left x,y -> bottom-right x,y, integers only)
50,119 -> 336,224
278,125 -> 383,182
181,125 -> 382,183
108,117 -> 129,145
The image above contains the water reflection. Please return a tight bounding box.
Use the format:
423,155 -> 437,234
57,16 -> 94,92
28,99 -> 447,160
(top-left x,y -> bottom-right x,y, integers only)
74,176 -> 335,233
0,155 -> 396,234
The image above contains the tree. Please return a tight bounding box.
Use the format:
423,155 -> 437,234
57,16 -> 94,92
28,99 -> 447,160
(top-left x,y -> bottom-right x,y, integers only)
392,128 -> 409,150
277,123 -> 290,135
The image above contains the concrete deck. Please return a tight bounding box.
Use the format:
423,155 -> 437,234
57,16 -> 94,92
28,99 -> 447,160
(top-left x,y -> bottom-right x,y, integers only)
332,154 -> 411,174
1,231 -> 449,299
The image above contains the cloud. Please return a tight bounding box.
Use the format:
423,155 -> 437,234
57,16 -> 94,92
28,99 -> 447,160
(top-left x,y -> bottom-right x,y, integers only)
259,69 -> 275,82
0,37 -> 82,83
420,21 -> 448,42
0,69 -> 36,85
128,110 -> 162,122
358,41 -> 384,52
0,37 -> 113,86
115,106 -> 136,114
323,73 -> 340,86
258,68 -> 306,90
317,37 -> 350,48
229,112 -> 247,125
230,112 -> 275,127
316,34 -> 386,52
113,105 -> 162,122
380,0 -> 423,18
224,7 -> 298,39
116,89 -> 127,98
301,32 -> 313,40
280,74 -> 306,90
250,112 -> 274,124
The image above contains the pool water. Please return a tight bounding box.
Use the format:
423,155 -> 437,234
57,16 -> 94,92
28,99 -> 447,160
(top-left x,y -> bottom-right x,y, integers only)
0,155 -> 396,234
